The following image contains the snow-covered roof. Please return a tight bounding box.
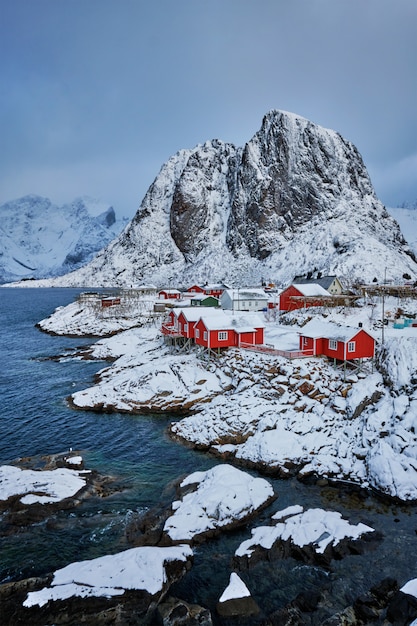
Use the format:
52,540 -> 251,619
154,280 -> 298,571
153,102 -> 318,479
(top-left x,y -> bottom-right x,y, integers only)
176,307 -> 210,322
299,319 -> 373,342
222,288 -> 269,300
198,310 -> 265,331
293,275 -> 340,290
189,293 -> 218,301
292,283 -> 330,297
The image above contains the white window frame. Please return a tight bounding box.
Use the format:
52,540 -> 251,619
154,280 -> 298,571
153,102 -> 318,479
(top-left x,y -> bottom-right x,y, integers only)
329,339 -> 338,351
203,331 -> 208,341
218,331 -> 228,341
195,328 -> 200,339
184,323 -> 188,334
347,341 -> 356,352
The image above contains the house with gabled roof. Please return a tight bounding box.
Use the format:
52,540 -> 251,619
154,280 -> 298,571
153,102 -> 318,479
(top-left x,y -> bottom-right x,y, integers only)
298,319 -> 375,361
158,289 -> 181,300
187,283 -> 228,298
220,288 -> 269,312
293,275 -> 344,295
190,293 -> 219,307
279,283 -> 332,311
194,310 -> 265,352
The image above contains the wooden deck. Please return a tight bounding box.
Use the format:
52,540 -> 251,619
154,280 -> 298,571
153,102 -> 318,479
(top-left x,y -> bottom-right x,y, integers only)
239,342 -> 314,359
161,324 -> 183,338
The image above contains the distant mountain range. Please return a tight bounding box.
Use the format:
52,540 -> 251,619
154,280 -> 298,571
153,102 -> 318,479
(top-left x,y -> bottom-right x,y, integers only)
0,195 -> 128,284
387,203 -> 417,258
3,110 -> 417,288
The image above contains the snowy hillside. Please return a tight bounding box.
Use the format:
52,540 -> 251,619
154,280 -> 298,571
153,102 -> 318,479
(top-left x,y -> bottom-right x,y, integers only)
387,202 -> 417,257
0,195 -> 128,283
12,111 -> 417,288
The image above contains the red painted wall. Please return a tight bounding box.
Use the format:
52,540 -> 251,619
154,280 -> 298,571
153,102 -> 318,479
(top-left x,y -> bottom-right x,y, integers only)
279,285 -> 326,311
300,329 -> 375,359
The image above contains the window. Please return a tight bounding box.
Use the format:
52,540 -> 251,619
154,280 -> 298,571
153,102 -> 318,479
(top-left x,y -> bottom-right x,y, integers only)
203,331 -> 208,341
329,339 -> 337,350
195,329 -> 200,339
184,323 -> 188,334
348,341 -> 356,352
218,331 -> 228,341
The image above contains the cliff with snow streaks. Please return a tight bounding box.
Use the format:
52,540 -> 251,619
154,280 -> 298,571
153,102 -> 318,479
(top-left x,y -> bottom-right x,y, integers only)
0,195 -> 128,283
21,111 -> 417,288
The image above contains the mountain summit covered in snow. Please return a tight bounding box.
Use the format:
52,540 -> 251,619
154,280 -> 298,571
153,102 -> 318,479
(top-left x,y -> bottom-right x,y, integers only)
0,195 -> 128,283
24,110 -> 417,288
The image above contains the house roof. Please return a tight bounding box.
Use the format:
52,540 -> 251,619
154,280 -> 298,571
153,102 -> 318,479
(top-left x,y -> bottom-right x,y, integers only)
299,319 -> 374,342
222,288 -> 269,301
159,288 -> 181,294
190,293 -> 219,301
197,310 -> 265,332
293,275 -> 341,290
175,307 -> 208,322
292,283 -> 331,297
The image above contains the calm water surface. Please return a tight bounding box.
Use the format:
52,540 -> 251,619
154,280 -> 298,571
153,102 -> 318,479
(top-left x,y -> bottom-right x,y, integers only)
1,287 -> 416,623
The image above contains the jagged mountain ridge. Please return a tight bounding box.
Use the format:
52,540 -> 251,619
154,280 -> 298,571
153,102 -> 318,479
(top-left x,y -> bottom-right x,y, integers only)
25,110 -> 417,288
0,195 -> 128,283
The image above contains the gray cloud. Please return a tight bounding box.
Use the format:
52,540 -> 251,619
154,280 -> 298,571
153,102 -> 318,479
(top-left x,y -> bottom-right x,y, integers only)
1,0 -> 416,216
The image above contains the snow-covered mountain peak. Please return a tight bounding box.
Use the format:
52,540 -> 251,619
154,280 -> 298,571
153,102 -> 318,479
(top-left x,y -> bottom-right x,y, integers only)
0,195 -> 127,283
13,111 -> 417,288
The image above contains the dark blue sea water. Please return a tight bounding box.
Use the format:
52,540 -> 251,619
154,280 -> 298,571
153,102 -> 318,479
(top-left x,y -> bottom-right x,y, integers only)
1,287 -> 416,623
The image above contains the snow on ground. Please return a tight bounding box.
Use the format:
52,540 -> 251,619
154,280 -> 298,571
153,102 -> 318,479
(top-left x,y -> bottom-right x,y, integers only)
163,464 -> 274,541
37,296 -> 159,337
23,544 -> 193,607
70,326 -> 231,413
0,464 -> 89,505
37,295 -> 417,501
235,506 -> 374,559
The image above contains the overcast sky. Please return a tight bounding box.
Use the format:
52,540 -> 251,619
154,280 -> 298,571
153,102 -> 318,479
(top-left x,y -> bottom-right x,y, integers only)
1,0 -> 416,218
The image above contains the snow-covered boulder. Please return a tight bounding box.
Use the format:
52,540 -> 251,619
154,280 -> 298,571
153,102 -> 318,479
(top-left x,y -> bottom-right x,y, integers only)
234,506 -> 375,567
163,464 -> 275,542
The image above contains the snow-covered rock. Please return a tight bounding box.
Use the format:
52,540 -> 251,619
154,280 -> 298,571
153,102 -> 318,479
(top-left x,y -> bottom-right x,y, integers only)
163,464 -> 275,541
20,110 -> 417,289
23,544 -> 193,607
234,506 -> 374,563
0,465 -> 88,505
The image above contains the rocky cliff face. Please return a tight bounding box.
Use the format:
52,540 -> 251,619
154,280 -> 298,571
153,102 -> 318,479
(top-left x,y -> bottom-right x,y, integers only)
28,110 -> 417,288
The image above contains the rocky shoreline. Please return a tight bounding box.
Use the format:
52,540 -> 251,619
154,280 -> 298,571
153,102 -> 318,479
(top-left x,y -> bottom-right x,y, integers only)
3,297 -> 417,624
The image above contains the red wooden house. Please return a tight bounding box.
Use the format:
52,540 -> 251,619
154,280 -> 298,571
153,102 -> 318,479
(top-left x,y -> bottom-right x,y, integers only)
187,284 -> 205,295
279,283 -> 331,312
203,283 -> 227,298
177,309 -> 204,339
299,320 -> 375,361
101,296 -> 121,307
158,289 -> 181,300
187,283 -> 227,298
194,311 -> 265,350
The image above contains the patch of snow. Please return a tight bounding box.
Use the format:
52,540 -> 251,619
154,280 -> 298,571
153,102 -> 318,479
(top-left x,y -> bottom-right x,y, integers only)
235,507 -> 374,558
219,573 -> 251,603
23,544 -> 193,607
0,465 -> 87,504
163,464 -> 274,541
